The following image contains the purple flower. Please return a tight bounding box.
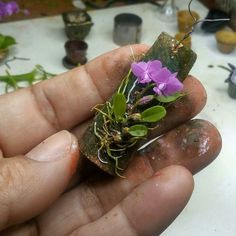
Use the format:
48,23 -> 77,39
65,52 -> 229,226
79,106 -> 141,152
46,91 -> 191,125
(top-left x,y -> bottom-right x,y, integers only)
0,1 -> 28,20
131,59 -> 183,96
131,60 -> 162,84
5,1 -> 19,15
0,1 -> 6,19
0,1 -> 19,18
152,67 -> 183,96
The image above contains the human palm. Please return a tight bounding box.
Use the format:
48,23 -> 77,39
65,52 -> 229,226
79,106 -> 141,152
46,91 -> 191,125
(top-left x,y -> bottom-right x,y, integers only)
0,45 -> 221,236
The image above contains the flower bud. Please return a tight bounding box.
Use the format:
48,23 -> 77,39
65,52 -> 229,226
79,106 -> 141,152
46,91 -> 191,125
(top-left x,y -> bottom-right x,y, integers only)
138,95 -> 154,105
129,113 -> 141,121
122,127 -> 130,134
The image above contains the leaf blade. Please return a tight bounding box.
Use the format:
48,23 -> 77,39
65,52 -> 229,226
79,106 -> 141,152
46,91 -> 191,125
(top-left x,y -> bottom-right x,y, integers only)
156,93 -> 184,103
141,105 -> 166,123
113,93 -> 127,120
0,35 -> 16,50
128,124 -> 148,137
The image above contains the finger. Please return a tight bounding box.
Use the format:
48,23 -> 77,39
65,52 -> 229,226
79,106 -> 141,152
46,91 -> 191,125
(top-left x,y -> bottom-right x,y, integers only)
2,166 -> 193,236
0,44 -> 149,157
72,75 -> 207,140
0,131 -> 79,231
0,222 -> 36,236
32,119 -> 220,235
127,119 -> 222,180
73,166 -> 194,236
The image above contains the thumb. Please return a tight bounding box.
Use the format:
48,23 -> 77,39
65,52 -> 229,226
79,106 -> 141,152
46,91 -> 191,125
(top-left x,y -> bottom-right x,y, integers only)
0,130 -> 79,231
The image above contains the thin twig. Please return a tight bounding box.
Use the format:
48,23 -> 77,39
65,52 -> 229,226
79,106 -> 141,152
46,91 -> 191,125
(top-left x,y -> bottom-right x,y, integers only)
174,0 -> 230,50
4,56 -> 30,69
218,65 -> 231,72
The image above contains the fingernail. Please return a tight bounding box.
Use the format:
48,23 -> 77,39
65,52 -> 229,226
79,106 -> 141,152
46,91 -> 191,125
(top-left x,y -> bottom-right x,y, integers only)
26,131 -> 78,162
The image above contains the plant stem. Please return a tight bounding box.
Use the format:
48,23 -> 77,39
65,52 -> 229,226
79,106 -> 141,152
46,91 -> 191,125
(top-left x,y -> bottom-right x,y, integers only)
0,72 -> 34,82
0,65 -> 55,93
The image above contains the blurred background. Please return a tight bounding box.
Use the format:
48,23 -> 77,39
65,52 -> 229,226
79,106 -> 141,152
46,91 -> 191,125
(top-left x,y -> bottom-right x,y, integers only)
1,0 -> 235,22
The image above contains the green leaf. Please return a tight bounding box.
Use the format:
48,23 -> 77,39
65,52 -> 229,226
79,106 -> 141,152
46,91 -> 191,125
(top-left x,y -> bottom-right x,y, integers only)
2,36 -> 17,49
113,93 -> 127,120
141,105 -> 166,123
0,35 -> 17,50
0,35 -> 5,49
128,125 -> 148,137
156,93 -> 184,103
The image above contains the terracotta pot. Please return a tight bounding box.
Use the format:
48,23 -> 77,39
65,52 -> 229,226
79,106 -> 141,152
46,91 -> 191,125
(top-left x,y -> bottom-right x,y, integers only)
175,32 -> 191,48
215,30 -> 236,54
177,10 -> 200,33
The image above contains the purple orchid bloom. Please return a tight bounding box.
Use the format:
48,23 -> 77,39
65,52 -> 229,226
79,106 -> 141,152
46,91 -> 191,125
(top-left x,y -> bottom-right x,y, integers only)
0,1 -> 19,17
5,1 -> 19,15
131,60 -> 162,84
131,60 -> 183,96
0,1 -> 28,20
152,67 -> 183,96
0,1 -> 7,19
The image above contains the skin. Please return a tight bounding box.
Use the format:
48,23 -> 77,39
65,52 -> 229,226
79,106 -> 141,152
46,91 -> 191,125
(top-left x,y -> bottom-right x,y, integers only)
0,44 -> 221,236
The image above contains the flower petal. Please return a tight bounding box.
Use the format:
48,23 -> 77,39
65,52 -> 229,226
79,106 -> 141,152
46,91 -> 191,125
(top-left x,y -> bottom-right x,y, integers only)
148,60 -> 163,79
139,72 -> 152,83
147,60 -> 162,72
153,86 -> 163,96
152,67 -> 172,83
131,62 -> 147,77
164,77 -> 183,96
5,1 -> 19,15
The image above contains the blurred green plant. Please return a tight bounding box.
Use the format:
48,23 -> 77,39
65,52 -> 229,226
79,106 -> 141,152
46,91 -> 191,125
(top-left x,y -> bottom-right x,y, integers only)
0,34 -> 17,50
0,34 -> 17,62
0,65 -> 55,93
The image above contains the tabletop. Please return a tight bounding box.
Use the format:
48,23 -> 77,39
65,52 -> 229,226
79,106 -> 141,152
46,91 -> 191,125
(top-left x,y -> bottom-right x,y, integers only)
0,1 -> 236,235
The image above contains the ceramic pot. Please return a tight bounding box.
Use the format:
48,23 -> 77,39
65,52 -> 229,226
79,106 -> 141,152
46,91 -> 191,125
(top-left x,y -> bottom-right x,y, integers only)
215,30 -> 236,54
177,10 -> 200,33
175,32 -> 191,48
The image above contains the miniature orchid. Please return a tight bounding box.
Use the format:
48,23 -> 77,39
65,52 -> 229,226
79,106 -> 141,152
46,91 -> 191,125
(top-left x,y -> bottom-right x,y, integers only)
82,32 -> 196,177
131,60 -> 183,96
131,60 -> 162,84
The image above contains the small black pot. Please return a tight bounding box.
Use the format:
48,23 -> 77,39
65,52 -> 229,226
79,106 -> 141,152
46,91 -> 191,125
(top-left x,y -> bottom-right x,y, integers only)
62,10 -> 93,40
63,39 -> 88,69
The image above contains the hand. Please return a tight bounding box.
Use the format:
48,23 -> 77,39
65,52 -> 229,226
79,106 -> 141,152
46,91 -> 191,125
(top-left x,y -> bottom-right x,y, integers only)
0,45 -> 221,236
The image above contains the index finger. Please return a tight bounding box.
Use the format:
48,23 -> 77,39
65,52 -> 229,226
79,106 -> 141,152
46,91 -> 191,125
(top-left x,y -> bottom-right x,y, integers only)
0,45 -> 149,156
